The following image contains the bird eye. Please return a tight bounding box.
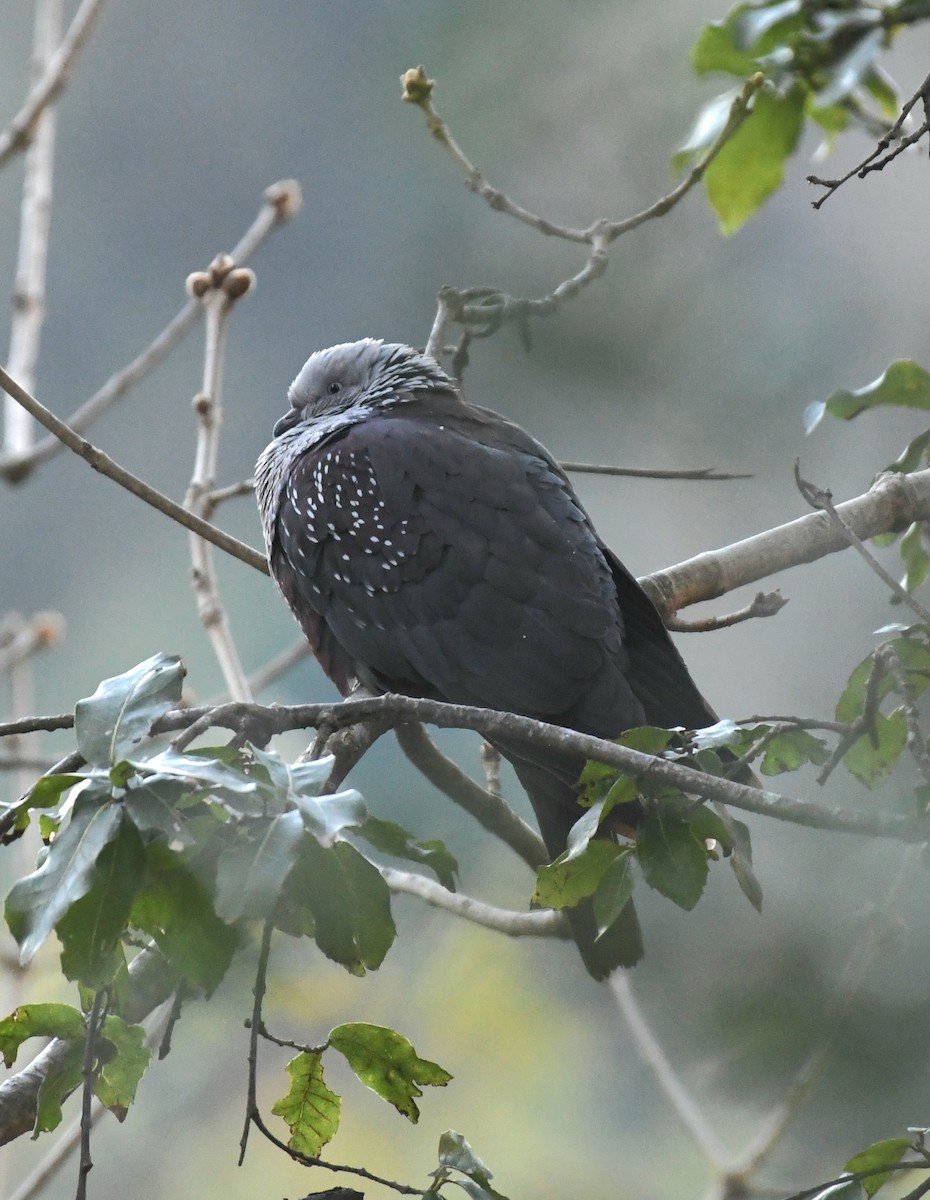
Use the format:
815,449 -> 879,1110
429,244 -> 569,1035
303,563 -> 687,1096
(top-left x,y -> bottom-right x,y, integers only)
327,382 -> 342,395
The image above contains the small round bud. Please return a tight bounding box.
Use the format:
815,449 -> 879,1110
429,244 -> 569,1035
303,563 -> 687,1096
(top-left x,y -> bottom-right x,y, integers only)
401,66 -> 434,106
33,611 -> 65,647
265,179 -> 302,220
209,254 -> 234,285
192,392 -> 212,416
224,268 -> 256,299
185,271 -> 211,298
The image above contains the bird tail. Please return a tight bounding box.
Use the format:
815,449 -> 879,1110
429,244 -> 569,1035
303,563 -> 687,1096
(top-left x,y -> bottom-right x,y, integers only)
507,758 -> 644,980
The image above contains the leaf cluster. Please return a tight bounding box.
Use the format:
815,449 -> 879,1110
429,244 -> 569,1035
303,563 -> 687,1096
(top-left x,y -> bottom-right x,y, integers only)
681,0 -> 913,230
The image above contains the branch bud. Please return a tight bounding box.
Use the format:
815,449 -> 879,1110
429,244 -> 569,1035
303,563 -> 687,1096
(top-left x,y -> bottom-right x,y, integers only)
401,66 -> 434,106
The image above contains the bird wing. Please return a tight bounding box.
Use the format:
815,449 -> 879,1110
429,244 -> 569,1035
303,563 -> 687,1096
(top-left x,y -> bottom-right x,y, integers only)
270,406 -> 648,730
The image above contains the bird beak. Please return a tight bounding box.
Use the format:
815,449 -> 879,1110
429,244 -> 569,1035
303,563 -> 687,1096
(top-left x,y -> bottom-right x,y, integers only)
273,407 -> 301,437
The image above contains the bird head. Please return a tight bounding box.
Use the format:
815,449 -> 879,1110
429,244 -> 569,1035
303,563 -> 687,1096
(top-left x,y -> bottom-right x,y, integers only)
272,338 -> 454,437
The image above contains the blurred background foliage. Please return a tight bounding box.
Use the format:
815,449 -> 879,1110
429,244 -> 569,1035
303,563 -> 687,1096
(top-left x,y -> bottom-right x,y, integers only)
2,1 -> 930,1198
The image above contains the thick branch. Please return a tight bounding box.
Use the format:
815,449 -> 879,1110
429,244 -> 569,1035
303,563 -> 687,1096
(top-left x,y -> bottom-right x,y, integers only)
644,469 -> 930,617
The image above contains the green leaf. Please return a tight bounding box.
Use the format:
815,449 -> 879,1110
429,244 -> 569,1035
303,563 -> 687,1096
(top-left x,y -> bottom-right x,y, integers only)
845,1136 -> 911,1198
122,775 -> 195,847
534,839 -> 621,909
329,1022 -> 451,1123
332,842 -> 396,970
130,842 -> 237,992
0,1003 -> 85,1067
27,773 -> 87,809
734,0 -> 803,49
759,728 -> 830,775
816,28 -> 884,108
705,83 -> 806,233
673,89 -> 741,171
637,806 -> 709,910
888,429 -> 930,475
278,837 -> 393,973
432,1130 -> 510,1199
356,816 -> 458,891
295,788 -> 367,846
5,794 -> 122,965
35,1039 -> 84,1135
692,19 -> 756,76
56,813 -> 146,987
271,1050 -> 341,1157
141,748 -> 263,810
896,523 -> 930,595
74,653 -> 184,767
214,810 -> 307,922
844,710 -> 908,788
809,1182 -> 864,1200
727,816 -> 764,912
592,850 -> 636,933
862,67 -> 899,120
808,361 -> 930,433
95,1015 -> 151,1119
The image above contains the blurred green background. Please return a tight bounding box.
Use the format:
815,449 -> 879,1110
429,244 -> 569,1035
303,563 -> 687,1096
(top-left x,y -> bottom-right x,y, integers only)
2,2 -> 930,1197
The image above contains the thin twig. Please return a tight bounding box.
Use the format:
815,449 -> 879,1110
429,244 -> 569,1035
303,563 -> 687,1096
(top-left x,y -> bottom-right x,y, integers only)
610,974 -> 733,1173
3,0 -> 61,456
808,68 -> 930,208
665,591 -> 787,633
734,849 -> 915,1181
561,462 -> 751,481
0,180 -> 301,482
0,0 -> 108,171
403,65 -> 764,354
0,364 -> 269,573
394,721 -> 545,868
794,462 -> 930,624
380,866 -> 566,937
184,260 -> 255,701
75,990 -> 105,1200
239,920 -> 273,1166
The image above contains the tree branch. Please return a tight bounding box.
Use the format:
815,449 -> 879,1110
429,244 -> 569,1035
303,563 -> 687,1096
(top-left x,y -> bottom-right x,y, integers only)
0,180 -> 301,483
0,364 -> 269,573
0,0 -> 107,172
380,866 -> 565,937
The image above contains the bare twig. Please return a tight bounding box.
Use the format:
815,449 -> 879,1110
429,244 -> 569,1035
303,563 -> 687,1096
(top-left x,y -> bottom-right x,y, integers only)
0,0 -> 107,172
665,591 -> 787,633
4,0 -> 61,456
0,180 -> 301,482
238,920 -> 272,1166
610,974 -> 733,1172
0,364 -> 269,573
184,259 -> 256,701
734,850 -> 914,1182
561,462 -> 751,482
394,721 -> 545,868
75,990 -> 104,1200
808,68 -> 930,208
403,66 -> 764,353
380,867 -> 565,937
794,462 -> 930,624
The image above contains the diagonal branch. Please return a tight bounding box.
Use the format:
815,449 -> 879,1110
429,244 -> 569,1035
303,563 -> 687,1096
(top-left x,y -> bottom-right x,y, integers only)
0,0 -> 108,172
0,180 -> 300,483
